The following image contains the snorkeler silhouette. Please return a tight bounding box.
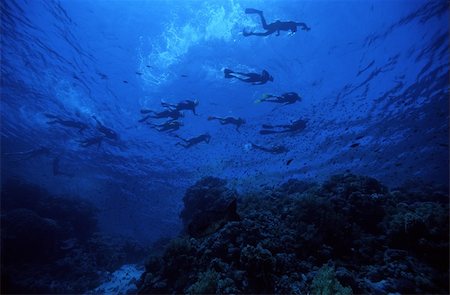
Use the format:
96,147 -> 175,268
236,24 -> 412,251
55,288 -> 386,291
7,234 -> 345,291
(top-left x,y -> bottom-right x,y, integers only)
208,116 -> 246,132
161,99 -> 199,115
92,116 -> 118,140
175,133 -> 211,148
149,120 -> 183,133
45,114 -> 89,133
259,118 -> 307,135
250,142 -> 289,154
255,92 -> 301,105
139,109 -> 183,123
224,68 -> 273,85
243,8 -> 310,37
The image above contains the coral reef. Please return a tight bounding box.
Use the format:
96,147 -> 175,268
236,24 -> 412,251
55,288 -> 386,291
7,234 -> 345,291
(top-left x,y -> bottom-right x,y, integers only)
137,173 -> 449,294
1,179 -> 147,294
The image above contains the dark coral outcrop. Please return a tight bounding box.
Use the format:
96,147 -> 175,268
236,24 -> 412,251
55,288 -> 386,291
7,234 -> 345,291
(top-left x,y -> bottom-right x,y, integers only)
138,174 -> 449,294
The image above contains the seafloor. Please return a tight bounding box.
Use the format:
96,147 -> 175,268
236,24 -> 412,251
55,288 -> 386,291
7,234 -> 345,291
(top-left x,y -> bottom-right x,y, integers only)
1,174 -> 449,294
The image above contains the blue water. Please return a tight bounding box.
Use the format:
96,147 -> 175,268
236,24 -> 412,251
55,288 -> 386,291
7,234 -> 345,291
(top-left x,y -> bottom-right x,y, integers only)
1,0 -> 448,243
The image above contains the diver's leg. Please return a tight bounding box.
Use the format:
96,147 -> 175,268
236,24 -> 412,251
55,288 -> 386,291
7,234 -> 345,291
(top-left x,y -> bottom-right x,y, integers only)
247,31 -> 273,36
256,11 -> 269,29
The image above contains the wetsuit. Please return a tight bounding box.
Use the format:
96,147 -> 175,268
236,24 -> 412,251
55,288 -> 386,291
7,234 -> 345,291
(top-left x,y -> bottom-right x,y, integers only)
175,134 -> 211,148
161,100 -> 198,115
208,116 -> 246,132
243,8 -> 310,37
150,121 -> 183,132
259,118 -> 307,135
139,109 -> 183,122
224,68 -> 273,85
260,92 -> 301,105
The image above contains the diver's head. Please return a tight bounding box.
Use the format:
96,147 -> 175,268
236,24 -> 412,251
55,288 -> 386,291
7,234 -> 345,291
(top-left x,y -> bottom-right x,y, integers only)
194,99 -> 199,106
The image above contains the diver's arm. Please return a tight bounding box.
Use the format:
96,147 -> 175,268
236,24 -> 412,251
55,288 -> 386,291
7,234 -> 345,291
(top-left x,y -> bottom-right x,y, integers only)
297,22 -> 311,31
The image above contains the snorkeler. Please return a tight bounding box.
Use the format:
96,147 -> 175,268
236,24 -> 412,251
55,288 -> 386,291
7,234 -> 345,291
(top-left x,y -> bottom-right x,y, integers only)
3,146 -> 51,161
45,114 -> 89,133
175,133 -> 211,148
161,99 -> 199,115
92,116 -> 118,140
78,135 -> 104,148
208,116 -> 246,132
250,142 -> 289,154
255,92 -> 301,105
149,120 -> 183,133
259,118 -> 307,135
139,109 -> 183,123
243,8 -> 310,37
224,68 -> 273,85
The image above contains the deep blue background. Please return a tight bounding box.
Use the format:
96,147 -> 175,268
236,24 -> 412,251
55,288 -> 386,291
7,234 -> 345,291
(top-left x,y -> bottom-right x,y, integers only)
1,0 -> 448,243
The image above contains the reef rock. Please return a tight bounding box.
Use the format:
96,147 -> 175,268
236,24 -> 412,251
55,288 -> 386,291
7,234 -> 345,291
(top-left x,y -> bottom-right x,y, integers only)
180,177 -> 240,238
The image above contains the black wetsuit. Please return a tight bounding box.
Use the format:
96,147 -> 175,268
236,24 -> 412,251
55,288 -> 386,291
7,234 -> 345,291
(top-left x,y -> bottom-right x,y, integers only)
259,118 -> 307,135
161,100 -> 198,115
243,8 -> 310,37
45,114 -> 88,133
261,92 -> 301,105
176,134 -> 211,148
208,116 -> 246,131
139,109 -> 183,122
150,121 -> 183,132
250,143 -> 288,154
93,116 -> 118,140
224,68 -> 273,85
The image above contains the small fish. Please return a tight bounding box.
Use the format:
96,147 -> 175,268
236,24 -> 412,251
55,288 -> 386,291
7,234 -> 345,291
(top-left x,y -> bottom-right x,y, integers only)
135,72 -> 143,75
123,80 -> 128,84
181,74 -> 188,77
286,159 -> 293,165
146,65 -> 152,68
355,135 -> 365,140
350,143 -> 360,148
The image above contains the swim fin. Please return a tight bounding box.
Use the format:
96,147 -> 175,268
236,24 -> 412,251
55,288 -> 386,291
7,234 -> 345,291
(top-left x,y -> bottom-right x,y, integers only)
245,8 -> 262,14
262,93 -> 273,99
207,116 -> 216,121
254,99 -> 262,104
224,68 -> 233,78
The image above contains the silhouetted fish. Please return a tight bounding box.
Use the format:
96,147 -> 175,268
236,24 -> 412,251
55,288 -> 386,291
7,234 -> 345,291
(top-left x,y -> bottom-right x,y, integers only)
286,159 -> 293,165
350,143 -> 360,148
